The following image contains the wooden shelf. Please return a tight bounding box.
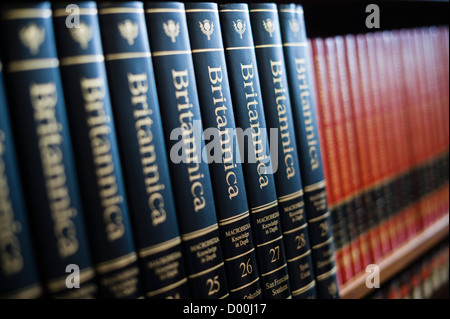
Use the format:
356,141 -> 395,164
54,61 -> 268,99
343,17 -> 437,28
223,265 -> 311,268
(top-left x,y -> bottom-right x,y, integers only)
340,213 -> 449,299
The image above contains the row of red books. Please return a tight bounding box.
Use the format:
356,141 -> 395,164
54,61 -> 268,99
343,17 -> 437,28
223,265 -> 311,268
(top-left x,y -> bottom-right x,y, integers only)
371,241 -> 449,299
309,26 -> 449,287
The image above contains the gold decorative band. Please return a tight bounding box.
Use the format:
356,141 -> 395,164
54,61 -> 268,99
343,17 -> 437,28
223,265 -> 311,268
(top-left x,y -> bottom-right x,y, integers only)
261,263 -> 287,277
304,179 -> 326,193
218,210 -> 249,226
106,52 -> 151,61
292,280 -> 316,296
219,292 -> 230,299
47,267 -> 96,292
316,266 -> 338,281
3,8 -> 52,20
53,8 -> 98,17
255,44 -> 283,49
99,8 -> 144,15
2,283 -> 43,299
283,42 -> 308,47
256,235 -> 283,248
60,54 -> 104,66
278,189 -> 304,203
312,236 -> 334,250
283,222 -> 308,235
287,249 -> 311,263
219,9 -> 248,13
138,236 -> 182,258
225,46 -> 254,51
145,277 -> 188,297
192,48 -> 224,54
7,58 -> 59,72
145,8 -> 184,14
225,248 -> 255,262
152,50 -> 191,57
308,211 -> 330,223
249,9 -> 277,13
185,9 -> 218,13
181,223 -> 218,242
229,276 -> 260,293
188,262 -> 225,279
251,199 -> 278,214
96,251 -> 138,274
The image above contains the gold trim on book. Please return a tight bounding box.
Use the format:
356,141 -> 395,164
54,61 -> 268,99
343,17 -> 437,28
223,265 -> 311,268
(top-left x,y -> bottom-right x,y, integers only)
188,262 -> 225,279
145,277 -> 188,297
255,44 -> 282,49
60,54 -> 104,66
278,189 -> 304,203
225,248 -> 255,262
283,222 -> 308,235
304,180 -> 326,193
316,266 -> 337,281
249,9 -> 277,13
219,210 -> 249,226
98,8 -> 144,15
185,9 -> 218,13
138,236 -> 182,258
225,46 -> 254,51
308,211 -> 330,223
47,267 -> 95,292
0,62 -> 2,72
256,235 -> 283,248
287,249 -> 311,263
106,52 -> 152,61
283,42 -> 308,47
151,50 -> 191,57
291,280 -> 316,296
7,58 -> 59,72
261,263 -> 287,277
1,283 -> 43,299
96,251 -> 138,274
219,293 -> 230,299
312,236 -> 334,250
229,276 -> 260,293
145,8 -> 184,14
192,48 -> 224,54
3,8 -> 52,19
53,8 -> 98,17
181,223 -> 218,242
251,199 -> 278,214
278,8 -> 298,13
219,9 -> 248,13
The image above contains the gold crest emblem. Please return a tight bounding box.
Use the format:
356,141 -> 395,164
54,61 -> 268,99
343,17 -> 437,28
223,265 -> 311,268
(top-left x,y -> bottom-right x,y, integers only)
262,19 -> 275,38
289,19 -> 300,36
199,19 -> 214,40
118,19 -> 139,46
19,23 -> 45,55
328,281 -> 338,297
233,19 -> 246,39
163,19 -> 180,43
69,22 -> 93,50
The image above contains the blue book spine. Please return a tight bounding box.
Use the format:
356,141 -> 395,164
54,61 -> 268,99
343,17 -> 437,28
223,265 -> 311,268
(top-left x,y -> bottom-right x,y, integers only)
249,3 -> 317,299
53,2 -> 142,298
278,4 -> 339,299
185,2 -> 262,299
1,2 -> 98,298
145,2 -> 228,299
219,3 -> 291,299
0,56 -> 43,299
98,1 -> 189,299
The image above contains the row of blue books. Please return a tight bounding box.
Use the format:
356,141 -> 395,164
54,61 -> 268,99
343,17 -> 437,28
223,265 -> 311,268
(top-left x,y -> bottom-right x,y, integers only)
0,1 -> 338,299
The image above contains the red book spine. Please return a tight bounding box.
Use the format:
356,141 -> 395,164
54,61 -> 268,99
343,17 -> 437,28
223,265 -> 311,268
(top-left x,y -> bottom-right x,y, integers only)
344,34 -> 373,268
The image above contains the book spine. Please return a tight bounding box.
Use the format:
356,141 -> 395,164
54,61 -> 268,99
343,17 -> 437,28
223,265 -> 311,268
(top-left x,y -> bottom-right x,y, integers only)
0,57 -> 43,299
1,2 -> 98,298
219,3 -> 291,299
249,3 -> 317,299
98,1 -> 189,299
53,2 -> 142,298
185,2 -> 262,299
278,4 -> 339,298
145,2 -> 229,299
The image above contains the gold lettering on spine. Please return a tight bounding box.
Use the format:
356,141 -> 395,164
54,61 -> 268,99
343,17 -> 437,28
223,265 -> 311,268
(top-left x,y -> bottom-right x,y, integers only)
171,69 -> 206,212
0,131 -> 24,275
270,60 -> 295,179
128,73 -> 167,226
29,82 -> 79,258
80,78 -> 124,241
294,58 -> 319,171
240,63 -> 269,189
207,66 -> 239,200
